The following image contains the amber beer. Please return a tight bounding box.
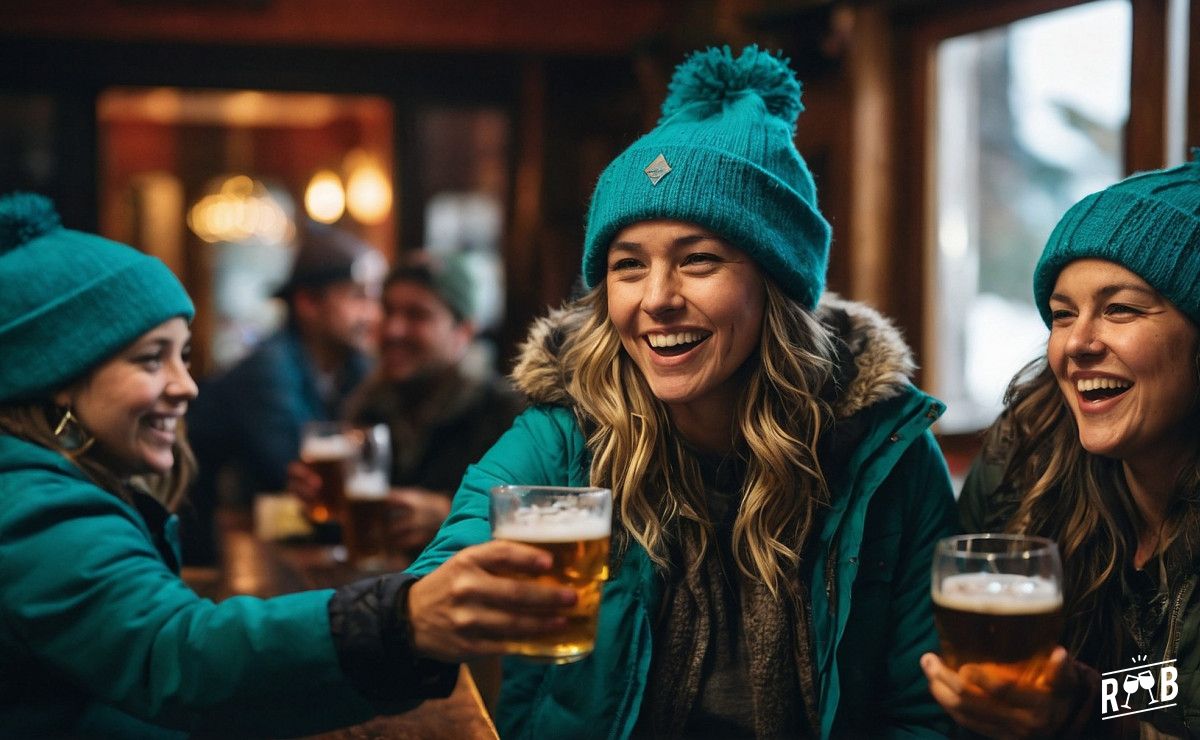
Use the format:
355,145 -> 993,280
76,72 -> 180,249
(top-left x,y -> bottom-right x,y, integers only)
933,573 -> 1063,678
299,431 -> 355,524
343,469 -> 391,570
932,534 -> 1064,685
490,486 -> 612,664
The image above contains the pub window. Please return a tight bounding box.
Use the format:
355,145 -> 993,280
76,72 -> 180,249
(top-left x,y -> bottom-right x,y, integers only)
929,0 -> 1131,432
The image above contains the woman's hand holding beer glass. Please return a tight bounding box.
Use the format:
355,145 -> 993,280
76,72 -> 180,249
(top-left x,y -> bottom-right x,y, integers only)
922,534 -> 1090,738
922,645 -> 1090,738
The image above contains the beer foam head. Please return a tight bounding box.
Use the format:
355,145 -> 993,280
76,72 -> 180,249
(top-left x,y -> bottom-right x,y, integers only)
346,470 -> 388,499
493,505 -> 611,542
935,573 -> 1062,614
301,433 -> 354,461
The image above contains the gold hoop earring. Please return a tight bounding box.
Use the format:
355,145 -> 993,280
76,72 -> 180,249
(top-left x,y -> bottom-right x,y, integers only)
53,407 -> 96,456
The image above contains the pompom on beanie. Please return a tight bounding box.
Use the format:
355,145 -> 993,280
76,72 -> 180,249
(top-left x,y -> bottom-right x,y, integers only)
0,192 -> 195,402
581,45 -> 831,309
1034,152 -> 1200,327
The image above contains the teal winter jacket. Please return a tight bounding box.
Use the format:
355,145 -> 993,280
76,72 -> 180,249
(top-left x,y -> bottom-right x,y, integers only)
0,433 -> 448,738
409,296 -> 958,739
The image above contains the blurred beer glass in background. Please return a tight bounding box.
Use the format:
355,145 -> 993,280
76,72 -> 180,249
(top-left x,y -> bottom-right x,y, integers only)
342,423 -> 392,570
932,534 -> 1064,685
489,485 -> 612,664
299,421 -> 356,524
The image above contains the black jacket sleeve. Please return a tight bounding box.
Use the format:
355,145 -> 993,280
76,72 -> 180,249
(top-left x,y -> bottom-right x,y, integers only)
327,573 -> 459,705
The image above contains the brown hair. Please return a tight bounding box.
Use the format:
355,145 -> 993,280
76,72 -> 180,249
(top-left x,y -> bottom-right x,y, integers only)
0,401 -> 195,512
989,358 -> 1200,666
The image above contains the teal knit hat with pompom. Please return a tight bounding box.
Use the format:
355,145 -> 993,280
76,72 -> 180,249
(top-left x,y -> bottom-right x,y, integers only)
0,192 -> 195,402
582,45 -> 831,308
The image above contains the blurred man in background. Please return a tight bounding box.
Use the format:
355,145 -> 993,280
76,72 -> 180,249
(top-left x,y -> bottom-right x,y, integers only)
185,223 -> 385,564
291,252 -> 523,553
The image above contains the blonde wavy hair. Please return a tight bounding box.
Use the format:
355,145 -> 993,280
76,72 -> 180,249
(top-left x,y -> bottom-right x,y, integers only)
0,401 -> 195,512
990,357 -> 1200,666
560,280 -> 838,599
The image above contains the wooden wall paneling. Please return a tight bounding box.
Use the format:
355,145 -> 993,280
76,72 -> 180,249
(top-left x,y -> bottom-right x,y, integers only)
1127,0 -> 1169,171
846,6 -> 900,326
0,0 -> 673,56
1189,0 -> 1200,150
500,57 -> 547,365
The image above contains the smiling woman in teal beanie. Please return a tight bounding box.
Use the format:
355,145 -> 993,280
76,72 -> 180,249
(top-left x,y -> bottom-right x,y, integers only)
404,46 -> 956,738
923,155 -> 1200,738
0,193 -> 579,737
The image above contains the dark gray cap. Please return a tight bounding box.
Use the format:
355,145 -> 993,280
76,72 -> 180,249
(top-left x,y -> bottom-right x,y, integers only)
277,222 -> 386,298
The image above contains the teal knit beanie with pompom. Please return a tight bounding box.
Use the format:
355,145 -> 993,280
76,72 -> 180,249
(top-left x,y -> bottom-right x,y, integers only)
582,45 -> 831,308
0,192 -> 195,402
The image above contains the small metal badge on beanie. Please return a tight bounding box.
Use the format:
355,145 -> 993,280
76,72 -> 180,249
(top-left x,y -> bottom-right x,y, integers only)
644,154 -> 672,185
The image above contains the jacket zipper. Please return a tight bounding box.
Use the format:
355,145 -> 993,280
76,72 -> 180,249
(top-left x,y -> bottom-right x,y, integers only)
1162,575 -> 1195,663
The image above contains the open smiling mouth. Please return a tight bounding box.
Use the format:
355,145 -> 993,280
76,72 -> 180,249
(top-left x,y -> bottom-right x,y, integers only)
646,331 -> 712,357
1077,377 -> 1132,403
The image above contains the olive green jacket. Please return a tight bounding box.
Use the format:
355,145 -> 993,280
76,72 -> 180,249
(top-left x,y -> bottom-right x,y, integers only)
960,456 -> 1200,738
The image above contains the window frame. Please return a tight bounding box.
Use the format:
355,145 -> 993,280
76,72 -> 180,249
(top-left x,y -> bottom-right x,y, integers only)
875,0 -> 1179,472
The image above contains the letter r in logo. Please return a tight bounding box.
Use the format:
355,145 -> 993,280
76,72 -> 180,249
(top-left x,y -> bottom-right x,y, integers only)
1101,678 -> 1120,714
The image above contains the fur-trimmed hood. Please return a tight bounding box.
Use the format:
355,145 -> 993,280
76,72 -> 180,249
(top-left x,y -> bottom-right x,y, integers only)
510,293 -> 916,420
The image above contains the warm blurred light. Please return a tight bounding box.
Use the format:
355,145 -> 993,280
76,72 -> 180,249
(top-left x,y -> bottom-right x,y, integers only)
344,150 -> 392,225
223,91 -> 267,127
188,175 -> 293,244
141,88 -> 183,124
304,170 -> 345,224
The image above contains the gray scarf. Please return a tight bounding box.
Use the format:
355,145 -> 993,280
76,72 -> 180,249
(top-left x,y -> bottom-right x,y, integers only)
637,530 -> 819,738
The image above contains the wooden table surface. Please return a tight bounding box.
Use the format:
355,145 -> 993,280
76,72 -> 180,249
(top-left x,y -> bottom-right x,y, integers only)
182,508 -> 499,740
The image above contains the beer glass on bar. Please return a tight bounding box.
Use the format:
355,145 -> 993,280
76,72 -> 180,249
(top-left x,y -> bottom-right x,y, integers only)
342,424 -> 392,571
299,421 -> 356,524
489,485 -> 612,664
932,534 -> 1064,685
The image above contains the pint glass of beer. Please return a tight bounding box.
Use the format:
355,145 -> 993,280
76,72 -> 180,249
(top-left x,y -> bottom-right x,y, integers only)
342,424 -> 392,570
299,422 -> 356,524
489,485 -> 612,664
932,534 -> 1064,684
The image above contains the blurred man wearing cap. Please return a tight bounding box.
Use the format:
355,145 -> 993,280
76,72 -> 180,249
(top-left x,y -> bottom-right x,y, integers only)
289,252 -> 524,553
184,223 -> 386,564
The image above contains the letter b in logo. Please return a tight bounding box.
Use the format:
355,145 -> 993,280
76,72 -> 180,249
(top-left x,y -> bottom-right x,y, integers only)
1161,665 -> 1179,702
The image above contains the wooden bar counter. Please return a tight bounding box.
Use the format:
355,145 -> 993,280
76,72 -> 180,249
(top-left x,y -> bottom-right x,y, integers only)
182,507 -> 499,740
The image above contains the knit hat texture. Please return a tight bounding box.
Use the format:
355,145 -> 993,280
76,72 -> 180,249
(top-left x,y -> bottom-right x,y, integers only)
1034,152 -> 1200,326
582,45 -> 831,308
0,192 -> 195,402
387,251 -> 478,322
276,221 -> 387,299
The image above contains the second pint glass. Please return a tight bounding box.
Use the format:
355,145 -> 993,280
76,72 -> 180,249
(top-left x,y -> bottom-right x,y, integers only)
299,421 -> 356,524
931,534 -> 1064,684
489,485 -> 612,664
342,424 -> 392,570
